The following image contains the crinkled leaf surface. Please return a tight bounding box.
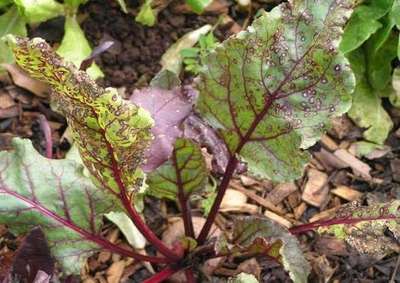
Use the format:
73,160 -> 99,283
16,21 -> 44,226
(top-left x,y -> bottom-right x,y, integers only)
0,138 -> 122,274
347,48 -> 393,144
14,0 -> 64,24
231,216 -> 310,283
339,0 -> 393,54
57,16 -> 103,80
0,6 -> 27,72
147,138 -> 207,201
9,37 -> 154,194
130,87 -> 194,172
197,0 -> 355,182
318,201 -> 400,258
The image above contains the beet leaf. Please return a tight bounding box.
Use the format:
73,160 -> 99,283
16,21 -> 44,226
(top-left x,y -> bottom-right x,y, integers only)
197,0 -> 356,181
8,36 -> 153,195
0,138 -> 126,274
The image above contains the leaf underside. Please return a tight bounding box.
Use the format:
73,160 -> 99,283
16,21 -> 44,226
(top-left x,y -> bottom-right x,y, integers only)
197,0 -> 356,181
147,138 -> 207,201
0,138 -> 122,274
8,37 -> 154,195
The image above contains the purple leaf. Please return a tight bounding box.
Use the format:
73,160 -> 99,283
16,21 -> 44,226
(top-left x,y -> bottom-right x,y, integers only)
130,86 -> 195,172
5,227 -> 54,283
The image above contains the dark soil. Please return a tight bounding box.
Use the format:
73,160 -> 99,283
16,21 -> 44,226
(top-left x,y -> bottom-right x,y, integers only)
81,0 -> 220,91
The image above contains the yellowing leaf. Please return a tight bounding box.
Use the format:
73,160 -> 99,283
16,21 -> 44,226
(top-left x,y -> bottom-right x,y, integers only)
8,36 -> 154,195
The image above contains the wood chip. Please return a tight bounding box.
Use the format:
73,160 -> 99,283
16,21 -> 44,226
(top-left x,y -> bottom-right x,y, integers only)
302,168 -> 329,207
320,134 -> 338,151
331,185 -> 362,201
230,181 -> 284,214
0,92 -> 15,109
333,149 -> 372,180
106,261 -> 125,283
309,207 -> 339,223
220,188 -> 258,214
313,148 -> 349,171
264,210 -> 292,228
267,183 -> 297,205
391,159 -> 400,182
294,202 -> 307,220
4,64 -> 49,98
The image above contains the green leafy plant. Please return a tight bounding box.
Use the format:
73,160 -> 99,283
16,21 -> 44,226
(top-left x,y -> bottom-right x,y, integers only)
0,0 -> 102,78
3,1 -> 397,282
340,0 -> 400,151
182,32 -> 218,75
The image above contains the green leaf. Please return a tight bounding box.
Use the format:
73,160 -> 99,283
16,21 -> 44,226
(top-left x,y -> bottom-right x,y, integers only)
64,0 -> 88,10
13,0 -> 64,24
186,0 -> 212,14
347,48 -> 393,144
161,24 -> 212,74
231,216 -> 310,283
228,273 -> 259,283
197,1 -> 355,182
318,201 -> 400,258
135,0 -> 156,27
150,69 -> 181,90
390,67 -> 400,107
8,36 -> 154,195
105,211 -> 146,249
339,0 -> 394,54
0,0 -> 13,10
57,15 -> 104,80
147,138 -> 207,201
0,6 -> 26,71
0,138 -> 122,274
365,28 -> 397,91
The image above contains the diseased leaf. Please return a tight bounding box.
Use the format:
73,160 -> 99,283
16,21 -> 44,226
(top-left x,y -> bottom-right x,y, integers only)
147,138 -> 207,201
0,6 -> 27,72
130,87 -> 194,172
317,201 -> 400,258
57,16 -> 104,80
186,0 -> 213,14
0,138 -> 123,274
197,1 -> 355,181
8,36 -> 154,195
231,216 -> 310,283
14,0 -> 64,24
339,0 -> 393,54
347,48 -> 393,145
9,227 -> 54,283
228,273 -> 259,283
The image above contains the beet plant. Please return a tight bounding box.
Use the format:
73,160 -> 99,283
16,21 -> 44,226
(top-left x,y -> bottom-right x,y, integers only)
3,0 -> 399,282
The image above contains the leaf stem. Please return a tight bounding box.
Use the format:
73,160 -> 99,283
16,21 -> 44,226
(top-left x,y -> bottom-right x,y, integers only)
173,151 -> 195,238
289,215 -> 398,235
197,156 -> 238,244
143,266 -> 178,283
185,268 -> 196,283
120,191 -> 180,261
